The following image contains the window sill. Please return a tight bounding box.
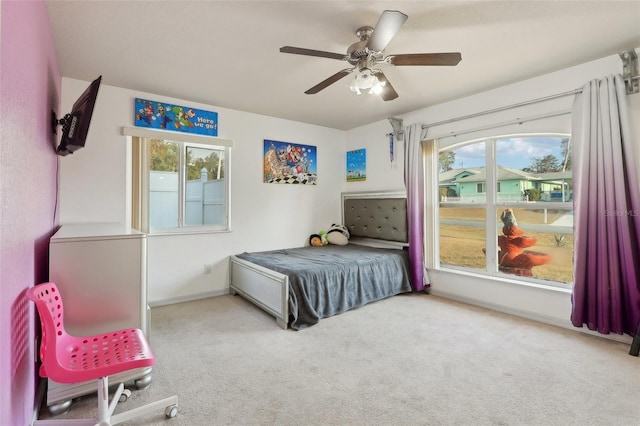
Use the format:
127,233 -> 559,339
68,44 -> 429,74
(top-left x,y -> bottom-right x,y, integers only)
145,228 -> 233,237
435,265 -> 572,294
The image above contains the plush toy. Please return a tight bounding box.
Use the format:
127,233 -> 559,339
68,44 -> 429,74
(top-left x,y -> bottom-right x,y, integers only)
318,230 -> 328,245
326,224 -> 350,245
309,230 -> 329,247
309,234 -> 324,247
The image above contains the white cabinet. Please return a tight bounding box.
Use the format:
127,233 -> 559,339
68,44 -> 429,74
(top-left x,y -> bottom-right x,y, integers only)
47,223 -> 152,414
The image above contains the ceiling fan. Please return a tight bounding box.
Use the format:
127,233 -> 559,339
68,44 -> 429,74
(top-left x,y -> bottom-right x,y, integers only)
280,10 -> 462,101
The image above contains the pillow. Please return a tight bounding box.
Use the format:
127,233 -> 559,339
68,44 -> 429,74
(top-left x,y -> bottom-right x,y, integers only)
326,224 -> 350,245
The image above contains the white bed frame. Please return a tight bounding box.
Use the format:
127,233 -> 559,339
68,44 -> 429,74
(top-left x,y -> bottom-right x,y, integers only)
229,254 -> 290,329
229,190 -> 406,329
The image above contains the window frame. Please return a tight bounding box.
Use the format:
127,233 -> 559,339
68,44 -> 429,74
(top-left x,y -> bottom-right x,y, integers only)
436,133 -> 573,289
130,132 -> 232,235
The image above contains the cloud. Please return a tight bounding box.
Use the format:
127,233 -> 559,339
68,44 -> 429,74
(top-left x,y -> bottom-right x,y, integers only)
498,137 -> 559,158
445,136 -> 566,170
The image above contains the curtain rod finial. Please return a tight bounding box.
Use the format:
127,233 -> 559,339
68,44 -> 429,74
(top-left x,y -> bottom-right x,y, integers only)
619,49 -> 639,95
388,117 -> 404,141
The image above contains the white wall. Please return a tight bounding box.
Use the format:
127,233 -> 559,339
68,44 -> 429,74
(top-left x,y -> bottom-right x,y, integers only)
59,80 -> 346,304
60,49 -> 639,331
345,50 -> 640,338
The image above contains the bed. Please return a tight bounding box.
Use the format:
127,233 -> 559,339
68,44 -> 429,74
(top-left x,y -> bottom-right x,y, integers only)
229,191 -> 412,329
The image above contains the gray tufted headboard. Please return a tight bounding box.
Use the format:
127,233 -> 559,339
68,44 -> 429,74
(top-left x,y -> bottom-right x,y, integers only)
342,191 -> 408,244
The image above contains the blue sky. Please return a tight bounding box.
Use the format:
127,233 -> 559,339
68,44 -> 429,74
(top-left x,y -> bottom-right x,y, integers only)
447,136 -> 568,170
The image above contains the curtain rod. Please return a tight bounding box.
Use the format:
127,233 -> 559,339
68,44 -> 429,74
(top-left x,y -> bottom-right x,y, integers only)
429,109 -> 571,141
422,73 -> 640,130
421,88 -> 582,130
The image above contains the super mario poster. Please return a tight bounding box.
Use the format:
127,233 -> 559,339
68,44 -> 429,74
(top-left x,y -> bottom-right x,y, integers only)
263,140 -> 317,185
134,98 -> 218,137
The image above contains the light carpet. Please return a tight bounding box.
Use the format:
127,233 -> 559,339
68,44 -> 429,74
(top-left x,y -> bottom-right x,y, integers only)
37,293 -> 639,425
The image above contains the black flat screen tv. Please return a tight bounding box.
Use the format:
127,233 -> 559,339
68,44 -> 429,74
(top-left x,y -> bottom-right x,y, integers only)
54,75 -> 102,156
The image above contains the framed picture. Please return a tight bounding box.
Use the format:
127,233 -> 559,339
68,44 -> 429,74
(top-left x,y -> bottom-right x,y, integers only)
347,149 -> 366,182
134,98 -> 218,136
263,139 -> 317,185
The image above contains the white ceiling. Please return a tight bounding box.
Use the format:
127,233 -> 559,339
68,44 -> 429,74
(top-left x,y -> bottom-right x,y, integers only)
45,0 -> 640,130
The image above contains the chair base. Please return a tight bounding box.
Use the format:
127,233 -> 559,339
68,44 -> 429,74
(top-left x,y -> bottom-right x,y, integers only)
46,367 -> 153,414
34,376 -> 178,426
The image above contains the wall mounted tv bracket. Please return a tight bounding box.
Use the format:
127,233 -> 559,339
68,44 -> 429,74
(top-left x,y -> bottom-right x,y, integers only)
51,111 -> 73,137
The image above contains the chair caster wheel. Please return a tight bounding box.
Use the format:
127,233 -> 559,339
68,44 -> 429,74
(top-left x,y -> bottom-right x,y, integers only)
135,373 -> 152,390
48,399 -> 72,416
119,388 -> 132,403
165,404 -> 178,418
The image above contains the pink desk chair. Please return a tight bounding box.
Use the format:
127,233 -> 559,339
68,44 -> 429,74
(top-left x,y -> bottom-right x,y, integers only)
27,282 -> 178,425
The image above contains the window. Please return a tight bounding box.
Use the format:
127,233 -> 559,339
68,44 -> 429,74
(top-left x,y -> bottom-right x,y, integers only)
132,136 -> 231,233
438,135 -> 573,286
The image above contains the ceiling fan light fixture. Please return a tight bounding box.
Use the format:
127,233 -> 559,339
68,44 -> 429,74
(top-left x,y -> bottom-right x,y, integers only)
350,84 -> 362,95
349,68 -> 385,96
370,77 -> 386,95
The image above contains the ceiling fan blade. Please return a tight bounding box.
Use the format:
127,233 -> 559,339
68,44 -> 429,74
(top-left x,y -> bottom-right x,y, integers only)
389,52 -> 462,66
376,72 -> 398,101
280,46 -> 346,61
366,10 -> 408,52
305,70 -> 352,94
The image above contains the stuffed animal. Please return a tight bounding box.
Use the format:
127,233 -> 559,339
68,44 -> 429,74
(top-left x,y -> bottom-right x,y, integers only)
309,234 -> 324,247
309,230 -> 329,247
326,224 -> 350,245
318,230 -> 328,245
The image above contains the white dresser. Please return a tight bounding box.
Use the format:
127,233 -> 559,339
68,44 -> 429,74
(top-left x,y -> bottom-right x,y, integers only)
47,223 -> 152,415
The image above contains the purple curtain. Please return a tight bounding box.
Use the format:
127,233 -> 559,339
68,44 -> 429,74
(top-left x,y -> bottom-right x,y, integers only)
404,124 -> 430,291
571,74 -> 640,336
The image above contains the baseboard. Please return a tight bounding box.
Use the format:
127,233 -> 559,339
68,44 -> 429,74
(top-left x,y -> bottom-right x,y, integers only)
148,288 -> 229,308
430,289 -> 633,345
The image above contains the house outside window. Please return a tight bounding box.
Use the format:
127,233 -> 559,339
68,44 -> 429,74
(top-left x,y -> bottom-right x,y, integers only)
131,136 -> 231,234
438,135 -> 573,286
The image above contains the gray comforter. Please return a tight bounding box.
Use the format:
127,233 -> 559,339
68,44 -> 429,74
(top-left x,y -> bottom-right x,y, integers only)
236,244 -> 412,329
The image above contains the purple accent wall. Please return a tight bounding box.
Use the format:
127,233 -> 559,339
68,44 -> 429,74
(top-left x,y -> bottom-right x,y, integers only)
0,0 -> 61,423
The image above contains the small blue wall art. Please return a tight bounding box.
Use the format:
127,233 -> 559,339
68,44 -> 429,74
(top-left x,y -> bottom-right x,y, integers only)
347,149 -> 366,182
